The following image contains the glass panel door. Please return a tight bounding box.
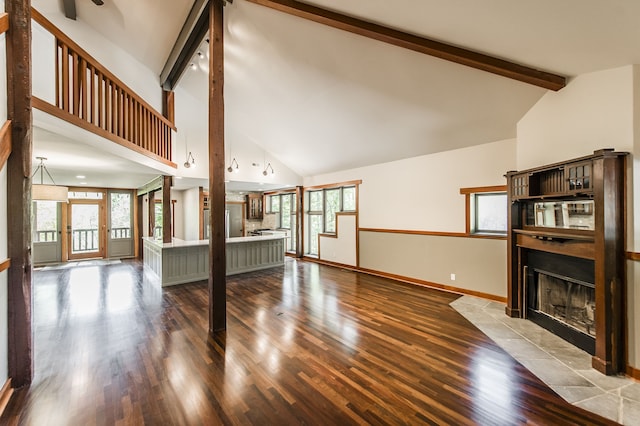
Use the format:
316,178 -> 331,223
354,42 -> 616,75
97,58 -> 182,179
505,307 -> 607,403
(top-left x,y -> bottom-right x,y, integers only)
68,202 -> 103,259
32,200 -> 62,264
108,191 -> 133,258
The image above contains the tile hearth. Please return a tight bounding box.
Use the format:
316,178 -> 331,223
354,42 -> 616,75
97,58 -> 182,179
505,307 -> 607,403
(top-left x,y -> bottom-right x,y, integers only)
450,295 -> 640,426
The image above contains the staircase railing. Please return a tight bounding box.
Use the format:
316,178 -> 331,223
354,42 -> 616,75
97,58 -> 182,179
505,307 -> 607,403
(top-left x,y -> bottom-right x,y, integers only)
31,8 -> 176,167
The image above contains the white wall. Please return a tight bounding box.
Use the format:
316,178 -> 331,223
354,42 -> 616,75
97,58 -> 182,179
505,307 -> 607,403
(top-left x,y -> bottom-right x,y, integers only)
517,66 -> 634,170
173,85 -> 303,186
306,138 -> 516,232
31,1 -> 163,111
31,20 -> 55,104
517,64 -> 639,369
170,189 -> 184,240
319,214 -> 356,266
0,165 -> 7,386
0,0 -> 9,387
182,187 -> 201,241
305,139 -> 515,297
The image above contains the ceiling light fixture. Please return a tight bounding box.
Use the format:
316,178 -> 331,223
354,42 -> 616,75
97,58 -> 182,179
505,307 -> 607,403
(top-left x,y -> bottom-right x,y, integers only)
32,157 -> 69,202
262,162 -> 274,176
227,157 -> 239,173
184,152 -> 196,169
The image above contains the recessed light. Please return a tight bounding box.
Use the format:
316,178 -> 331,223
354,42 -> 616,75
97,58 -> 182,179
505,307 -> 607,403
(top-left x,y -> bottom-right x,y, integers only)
175,176 -> 182,179
76,175 -> 85,179
79,182 -> 87,185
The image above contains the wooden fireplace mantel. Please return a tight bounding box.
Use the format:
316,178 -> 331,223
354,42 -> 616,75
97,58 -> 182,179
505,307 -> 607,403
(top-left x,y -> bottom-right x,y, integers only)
505,149 -> 627,375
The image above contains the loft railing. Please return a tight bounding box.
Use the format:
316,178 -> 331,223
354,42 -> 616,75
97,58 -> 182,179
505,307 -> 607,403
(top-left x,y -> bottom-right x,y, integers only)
31,8 -> 176,167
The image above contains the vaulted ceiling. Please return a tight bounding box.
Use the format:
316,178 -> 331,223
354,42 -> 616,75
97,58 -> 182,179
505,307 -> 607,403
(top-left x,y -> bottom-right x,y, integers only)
31,0 -> 640,188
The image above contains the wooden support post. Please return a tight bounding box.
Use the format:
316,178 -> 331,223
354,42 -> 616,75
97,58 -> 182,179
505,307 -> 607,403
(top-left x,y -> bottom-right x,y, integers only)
6,0 -> 33,388
162,90 -> 175,125
162,175 -> 172,244
148,191 -> 155,237
135,190 -> 141,258
295,185 -> 304,258
208,0 -> 226,334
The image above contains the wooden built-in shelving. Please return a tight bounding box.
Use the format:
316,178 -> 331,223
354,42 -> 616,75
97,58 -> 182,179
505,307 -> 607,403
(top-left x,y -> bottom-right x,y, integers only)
506,149 -> 627,375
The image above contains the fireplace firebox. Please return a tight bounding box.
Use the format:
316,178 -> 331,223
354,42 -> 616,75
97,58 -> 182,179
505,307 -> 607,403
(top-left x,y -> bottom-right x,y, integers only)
524,251 -> 596,354
506,149 -> 627,375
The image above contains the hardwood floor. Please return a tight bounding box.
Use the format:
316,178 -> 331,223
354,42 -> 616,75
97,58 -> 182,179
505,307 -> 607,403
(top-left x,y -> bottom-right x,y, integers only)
1,258 -> 617,425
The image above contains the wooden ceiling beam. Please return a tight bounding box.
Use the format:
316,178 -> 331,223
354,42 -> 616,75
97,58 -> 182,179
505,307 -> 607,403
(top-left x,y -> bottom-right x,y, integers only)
245,0 -> 566,91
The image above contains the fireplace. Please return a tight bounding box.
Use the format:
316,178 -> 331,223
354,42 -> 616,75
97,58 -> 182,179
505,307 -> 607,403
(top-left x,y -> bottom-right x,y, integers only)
523,248 -> 597,354
506,150 -> 627,375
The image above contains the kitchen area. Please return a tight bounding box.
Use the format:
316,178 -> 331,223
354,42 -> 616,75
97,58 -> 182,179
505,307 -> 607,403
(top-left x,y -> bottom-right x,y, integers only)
142,184 -> 291,286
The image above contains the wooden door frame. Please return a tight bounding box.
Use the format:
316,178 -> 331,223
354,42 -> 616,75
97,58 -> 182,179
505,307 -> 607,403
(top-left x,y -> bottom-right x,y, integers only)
67,194 -> 107,260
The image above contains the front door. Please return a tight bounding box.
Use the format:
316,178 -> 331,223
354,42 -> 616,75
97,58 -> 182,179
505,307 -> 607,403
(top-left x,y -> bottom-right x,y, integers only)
68,192 -> 106,260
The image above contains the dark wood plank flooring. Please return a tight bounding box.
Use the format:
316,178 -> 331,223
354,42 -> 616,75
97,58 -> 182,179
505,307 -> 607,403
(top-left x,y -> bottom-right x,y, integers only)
1,258 -> 617,425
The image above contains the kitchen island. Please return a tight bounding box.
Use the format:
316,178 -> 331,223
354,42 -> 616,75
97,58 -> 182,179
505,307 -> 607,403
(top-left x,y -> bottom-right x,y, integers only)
143,235 -> 285,286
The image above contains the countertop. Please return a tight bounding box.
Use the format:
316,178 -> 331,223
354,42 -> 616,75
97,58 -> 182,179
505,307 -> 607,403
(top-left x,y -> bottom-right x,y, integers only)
142,234 -> 286,249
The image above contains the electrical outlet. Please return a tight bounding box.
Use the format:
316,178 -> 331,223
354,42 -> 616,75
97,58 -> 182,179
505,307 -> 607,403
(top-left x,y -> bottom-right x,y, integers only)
450,273 -> 456,281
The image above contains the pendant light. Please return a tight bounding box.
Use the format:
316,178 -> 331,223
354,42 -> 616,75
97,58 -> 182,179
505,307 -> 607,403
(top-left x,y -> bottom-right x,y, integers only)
32,157 -> 69,202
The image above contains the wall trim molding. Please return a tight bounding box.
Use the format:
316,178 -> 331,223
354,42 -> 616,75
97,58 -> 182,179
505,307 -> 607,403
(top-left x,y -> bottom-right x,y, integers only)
0,378 -> 13,417
0,259 -> 10,273
303,256 -> 506,303
626,252 -> 640,261
0,13 -> 8,35
0,120 -> 11,169
626,365 -> 640,381
359,227 -> 507,240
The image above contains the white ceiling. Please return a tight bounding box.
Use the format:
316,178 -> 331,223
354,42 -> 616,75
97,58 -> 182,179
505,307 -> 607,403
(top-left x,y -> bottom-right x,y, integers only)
31,0 -> 640,188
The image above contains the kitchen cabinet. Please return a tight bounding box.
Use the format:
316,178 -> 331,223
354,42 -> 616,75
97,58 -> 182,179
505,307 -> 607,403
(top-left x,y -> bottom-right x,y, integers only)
247,193 -> 263,220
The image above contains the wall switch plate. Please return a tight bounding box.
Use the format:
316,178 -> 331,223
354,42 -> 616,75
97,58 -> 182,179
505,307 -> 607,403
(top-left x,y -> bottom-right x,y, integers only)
450,273 -> 456,281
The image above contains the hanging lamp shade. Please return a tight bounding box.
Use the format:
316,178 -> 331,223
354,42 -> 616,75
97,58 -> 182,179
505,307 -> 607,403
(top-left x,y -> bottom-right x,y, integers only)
32,184 -> 69,202
31,157 -> 69,202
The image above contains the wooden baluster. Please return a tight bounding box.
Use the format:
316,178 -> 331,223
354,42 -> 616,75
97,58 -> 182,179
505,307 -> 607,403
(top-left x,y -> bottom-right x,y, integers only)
97,71 -> 103,129
105,79 -> 110,132
72,51 -> 79,116
55,40 -> 60,107
61,43 -> 69,112
153,116 -> 157,155
118,87 -> 123,138
80,57 -> 87,120
89,66 -> 95,125
111,83 -> 116,134
124,93 -> 129,141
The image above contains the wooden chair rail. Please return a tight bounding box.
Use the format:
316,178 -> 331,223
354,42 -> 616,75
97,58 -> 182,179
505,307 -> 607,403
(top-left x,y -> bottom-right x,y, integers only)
0,13 -> 9,34
0,259 -> 10,274
0,120 -> 11,169
31,8 -> 175,164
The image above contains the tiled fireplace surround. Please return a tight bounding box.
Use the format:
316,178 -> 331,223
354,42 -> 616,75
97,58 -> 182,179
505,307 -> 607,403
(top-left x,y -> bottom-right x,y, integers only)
451,295 -> 640,425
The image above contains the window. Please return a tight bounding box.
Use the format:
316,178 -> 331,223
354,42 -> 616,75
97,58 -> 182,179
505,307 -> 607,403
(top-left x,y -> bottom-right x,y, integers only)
154,202 -> 163,239
473,192 -> 507,234
343,186 -> 356,211
68,191 -> 103,199
460,186 -> 507,236
304,183 -> 360,255
267,192 -> 297,252
32,201 -> 58,242
325,188 -> 340,232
